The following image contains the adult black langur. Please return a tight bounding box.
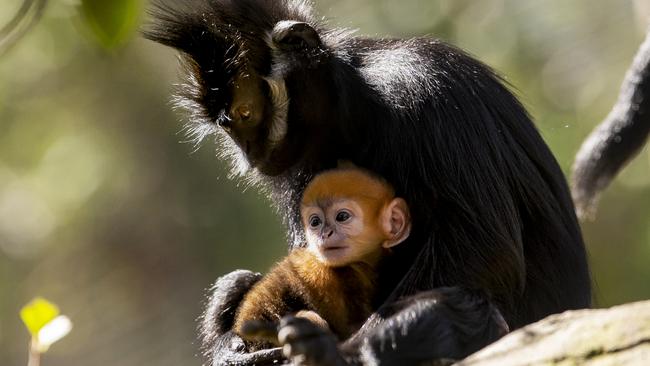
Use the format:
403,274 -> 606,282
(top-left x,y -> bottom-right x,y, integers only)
144,0 -> 591,364
572,28 -> 650,219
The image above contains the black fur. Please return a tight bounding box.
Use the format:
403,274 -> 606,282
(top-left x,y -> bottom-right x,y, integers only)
145,0 -> 592,364
345,288 -> 508,364
199,270 -> 262,356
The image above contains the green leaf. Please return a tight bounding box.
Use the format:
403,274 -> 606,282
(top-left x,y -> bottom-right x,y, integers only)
80,0 -> 144,50
20,297 -> 60,336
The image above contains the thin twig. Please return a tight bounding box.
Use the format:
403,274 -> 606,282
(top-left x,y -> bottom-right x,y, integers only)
27,339 -> 41,366
0,0 -> 48,56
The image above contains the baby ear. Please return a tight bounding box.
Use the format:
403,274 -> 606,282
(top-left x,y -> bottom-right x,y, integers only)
381,197 -> 411,248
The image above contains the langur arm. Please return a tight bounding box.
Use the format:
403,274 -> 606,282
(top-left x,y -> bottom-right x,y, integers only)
200,270 -> 286,365
209,331 -> 284,366
338,288 -> 507,365
200,270 -> 262,340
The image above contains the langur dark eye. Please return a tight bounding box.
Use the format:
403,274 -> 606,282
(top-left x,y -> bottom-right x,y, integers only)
309,215 -> 322,228
335,211 -> 351,223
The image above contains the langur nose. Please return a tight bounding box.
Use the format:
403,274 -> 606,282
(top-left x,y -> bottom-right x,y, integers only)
320,228 -> 334,239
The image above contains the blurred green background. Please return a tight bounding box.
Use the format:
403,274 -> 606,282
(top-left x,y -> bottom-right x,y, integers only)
1,0 -> 648,365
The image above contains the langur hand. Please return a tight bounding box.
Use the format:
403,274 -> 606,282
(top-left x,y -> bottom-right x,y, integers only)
277,315 -> 348,366
213,331 -> 283,366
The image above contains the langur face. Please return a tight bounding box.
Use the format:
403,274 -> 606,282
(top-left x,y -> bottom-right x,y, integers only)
212,21 -> 328,177
300,168 -> 412,267
302,199 -> 382,267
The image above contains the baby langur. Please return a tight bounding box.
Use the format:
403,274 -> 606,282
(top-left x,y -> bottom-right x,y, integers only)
233,167 -> 411,350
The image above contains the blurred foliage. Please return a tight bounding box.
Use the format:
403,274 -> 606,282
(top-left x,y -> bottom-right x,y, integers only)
0,0 -> 47,57
0,0 -> 648,365
80,0 -> 144,49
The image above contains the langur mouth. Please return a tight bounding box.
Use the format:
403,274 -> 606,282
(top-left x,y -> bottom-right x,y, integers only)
244,144 -> 272,170
319,245 -> 348,256
318,245 -> 350,265
322,246 -> 346,251
252,145 -> 296,176
253,157 -> 286,176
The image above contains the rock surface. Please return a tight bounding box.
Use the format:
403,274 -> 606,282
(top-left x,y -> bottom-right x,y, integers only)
457,300 -> 650,365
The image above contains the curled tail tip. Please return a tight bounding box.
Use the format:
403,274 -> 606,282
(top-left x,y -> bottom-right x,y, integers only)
571,190 -> 598,221
571,162 -> 606,221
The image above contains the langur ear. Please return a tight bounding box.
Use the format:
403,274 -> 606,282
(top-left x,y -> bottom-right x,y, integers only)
381,198 -> 411,248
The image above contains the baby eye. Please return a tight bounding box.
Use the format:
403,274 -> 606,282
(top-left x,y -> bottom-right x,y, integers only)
309,215 -> 322,228
335,210 -> 351,223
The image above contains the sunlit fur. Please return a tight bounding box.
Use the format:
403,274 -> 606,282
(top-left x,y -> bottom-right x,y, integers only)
264,76 -> 289,144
